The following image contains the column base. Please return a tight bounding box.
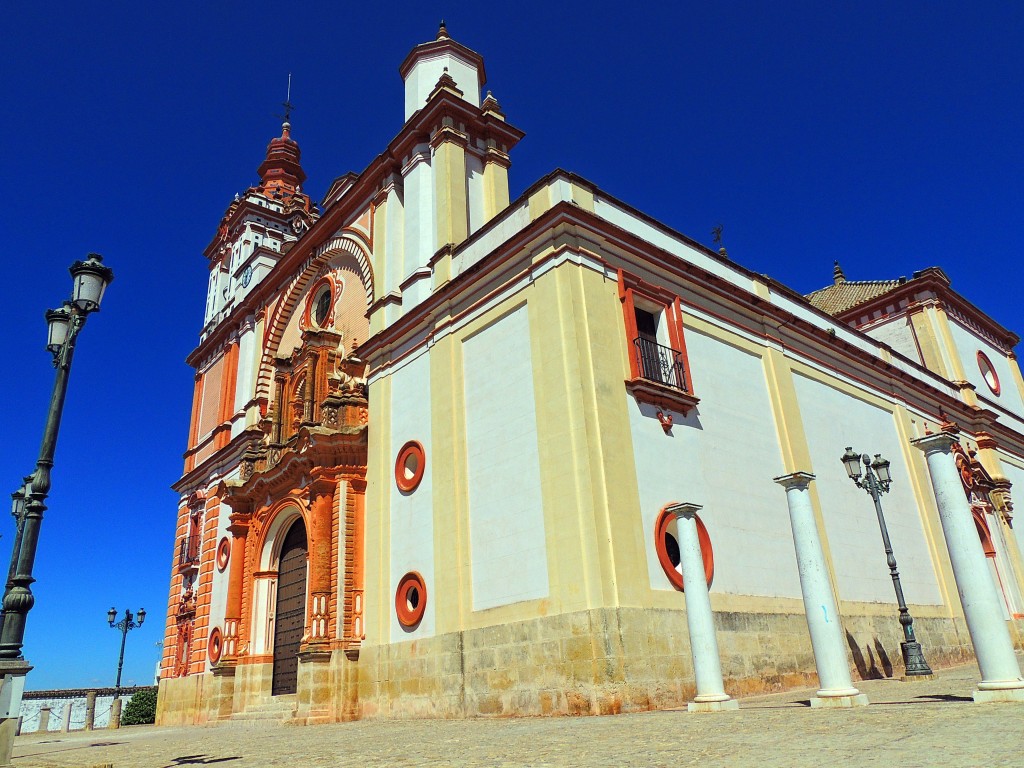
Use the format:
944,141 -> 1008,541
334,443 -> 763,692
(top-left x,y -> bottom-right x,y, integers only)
810,693 -> 869,708
973,687 -> 1024,703
687,699 -> 739,713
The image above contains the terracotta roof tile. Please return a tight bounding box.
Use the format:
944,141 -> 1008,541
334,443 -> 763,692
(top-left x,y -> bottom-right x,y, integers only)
805,279 -> 903,316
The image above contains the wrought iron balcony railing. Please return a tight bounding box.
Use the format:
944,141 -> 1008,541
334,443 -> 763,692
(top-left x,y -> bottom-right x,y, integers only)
633,337 -> 688,392
178,534 -> 201,568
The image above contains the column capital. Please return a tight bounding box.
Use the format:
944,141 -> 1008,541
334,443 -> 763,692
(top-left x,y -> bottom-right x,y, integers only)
773,471 -> 815,490
664,502 -> 702,519
911,432 -> 958,455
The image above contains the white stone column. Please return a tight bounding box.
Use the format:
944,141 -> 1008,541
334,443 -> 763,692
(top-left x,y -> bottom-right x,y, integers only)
912,432 -> 1024,702
666,503 -> 738,713
774,472 -> 868,708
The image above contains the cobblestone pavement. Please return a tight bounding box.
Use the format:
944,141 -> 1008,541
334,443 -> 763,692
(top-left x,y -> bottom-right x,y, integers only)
14,658 -> 1024,768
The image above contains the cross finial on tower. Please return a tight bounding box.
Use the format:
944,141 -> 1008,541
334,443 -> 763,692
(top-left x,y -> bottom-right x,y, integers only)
711,224 -> 728,257
833,260 -> 846,285
437,19 -> 449,39
281,73 -> 295,124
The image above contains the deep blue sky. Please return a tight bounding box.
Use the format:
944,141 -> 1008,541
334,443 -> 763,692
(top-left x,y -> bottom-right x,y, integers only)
2,4 -> 1021,690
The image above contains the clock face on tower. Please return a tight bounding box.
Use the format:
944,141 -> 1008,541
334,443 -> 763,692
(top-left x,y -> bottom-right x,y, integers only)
241,265 -> 253,287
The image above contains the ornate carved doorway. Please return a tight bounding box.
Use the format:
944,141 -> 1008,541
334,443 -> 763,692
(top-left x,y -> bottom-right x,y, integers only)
272,518 -> 308,695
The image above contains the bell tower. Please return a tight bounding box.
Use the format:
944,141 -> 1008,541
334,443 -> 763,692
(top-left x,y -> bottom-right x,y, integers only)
200,118 -> 318,340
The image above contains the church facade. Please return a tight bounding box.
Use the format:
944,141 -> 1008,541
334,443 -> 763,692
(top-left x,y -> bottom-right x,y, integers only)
157,27 -> 1024,724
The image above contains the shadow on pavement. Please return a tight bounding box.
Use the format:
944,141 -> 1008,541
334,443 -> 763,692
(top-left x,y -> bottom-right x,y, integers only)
914,694 -> 973,703
161,756 -> 241,766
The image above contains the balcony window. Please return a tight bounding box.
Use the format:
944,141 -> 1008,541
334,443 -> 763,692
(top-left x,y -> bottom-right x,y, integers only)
618,270 -> 699,414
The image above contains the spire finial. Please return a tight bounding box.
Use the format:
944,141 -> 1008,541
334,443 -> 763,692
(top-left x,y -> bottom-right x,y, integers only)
711,225 -> 728,258
833,260 -> 846,284
437,19 -> 449,39
281,73 -> 295,127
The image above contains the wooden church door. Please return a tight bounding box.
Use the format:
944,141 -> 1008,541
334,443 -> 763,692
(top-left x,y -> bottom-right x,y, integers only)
272,518 -> 308,695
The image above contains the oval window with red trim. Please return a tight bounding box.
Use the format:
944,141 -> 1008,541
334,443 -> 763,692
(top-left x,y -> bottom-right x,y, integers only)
216,537 -> 230,572
655,505 -> 714,591
304,276 -> 337,330
395,441 -> 426,493
395,571 -> 427,629
208,626 -> 222,664
977,351 -> 1001,396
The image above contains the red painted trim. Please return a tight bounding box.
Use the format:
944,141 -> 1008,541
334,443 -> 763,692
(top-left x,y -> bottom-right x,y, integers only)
395,441 -> 426,493
972,509 -> 997,558
302,275 -> 338,330
655,505 -> 713,591
216,537 -> 230,572
395,571 -> 427,629
977,350 -> 1001,396
207,626 -> 222,664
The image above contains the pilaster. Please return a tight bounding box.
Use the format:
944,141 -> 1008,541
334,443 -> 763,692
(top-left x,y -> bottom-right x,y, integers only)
481,145 -> 510,222
912,432 -> 1024,701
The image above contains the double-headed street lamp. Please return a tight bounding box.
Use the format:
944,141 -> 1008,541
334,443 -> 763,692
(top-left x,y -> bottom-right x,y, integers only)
0,254 -> 113,765
0,254 -> 114,662
841,447 -> 933,676
107,608 -> 145,699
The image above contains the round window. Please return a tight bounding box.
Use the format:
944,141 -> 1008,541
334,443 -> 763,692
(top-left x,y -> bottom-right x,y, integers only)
216,537 -> 230,572
208,626 -> 222,665
395,571 -> 427,629
313,285 -> 332,327
977,351 -> 1000,396
395,441 -> 426,492
654,506 -> 714,591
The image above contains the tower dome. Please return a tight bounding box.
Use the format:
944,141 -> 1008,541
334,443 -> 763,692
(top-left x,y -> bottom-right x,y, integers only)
257,121 -> 307,201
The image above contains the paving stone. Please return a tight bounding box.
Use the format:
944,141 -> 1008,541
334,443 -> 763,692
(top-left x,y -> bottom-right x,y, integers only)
13,655 -> 1024,767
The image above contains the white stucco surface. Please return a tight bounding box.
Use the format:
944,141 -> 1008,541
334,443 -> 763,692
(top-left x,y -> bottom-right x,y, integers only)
404,53 -> 481,120
388,350 -> 436,638
997,458 -> 1024,564
402,151 -> 434,288
463,305 -> 549,611
947,320 -> 1024,417
466,153 -> 484,235
630,330 -> 800,599
793,374 -> 942,605
384,184 -> 405,298
205,499 -> 231,672
863,316 -> 922,364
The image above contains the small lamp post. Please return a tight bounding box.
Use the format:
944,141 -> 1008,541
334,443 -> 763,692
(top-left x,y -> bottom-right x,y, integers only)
0,254 -> 114,661
108,608 -> 146,699
840,447 -> 932,676
0,254 -> 113,762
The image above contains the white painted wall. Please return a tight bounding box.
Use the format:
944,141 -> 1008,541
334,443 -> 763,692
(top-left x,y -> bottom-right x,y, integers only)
997,458 -> 1024,563
947,320 -> 1024,416
466,153 -> 484,235
388,350 -> 436,638
863,316 -> 922,364
401,150 -> 434,300
384,183 -> 405,298
793,373 -> 942,605
404,52 -> 481,120
463,305 -> 549,610
630,330 -> 800,599
204,497 -> 232,673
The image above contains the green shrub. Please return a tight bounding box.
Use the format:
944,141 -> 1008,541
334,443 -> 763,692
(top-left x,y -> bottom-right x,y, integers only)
120,687 -> 158,726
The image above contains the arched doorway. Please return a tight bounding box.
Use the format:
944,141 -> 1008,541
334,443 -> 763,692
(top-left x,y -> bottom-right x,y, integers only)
272,518 -> 307,695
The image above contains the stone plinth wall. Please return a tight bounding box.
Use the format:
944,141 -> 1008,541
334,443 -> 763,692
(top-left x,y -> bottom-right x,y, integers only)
355,607 -> 978,718
157,606 -> 988,724
20,687 -> 155,732
156,674 -> 206,726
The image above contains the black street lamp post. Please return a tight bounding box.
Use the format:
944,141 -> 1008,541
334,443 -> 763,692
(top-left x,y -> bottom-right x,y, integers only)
107,608 -> 145,699
840,447 -> 933,676
0,254 -> 113,766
